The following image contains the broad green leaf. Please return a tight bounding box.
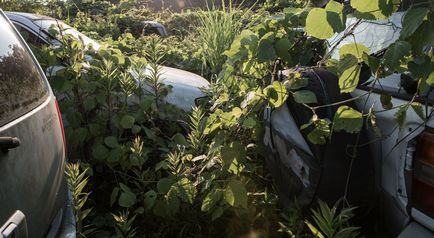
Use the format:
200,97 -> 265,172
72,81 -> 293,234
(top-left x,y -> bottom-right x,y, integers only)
104,136 -> 119,148
306,1 -> 345,39
221,141 -> 246,166
380,94 -> 393,110
426,70 -> 434,86
339,65 -> 361,93
211,207 -> 224,221
337,55 -> 358,74
333,106 -> 363,133
201,189 -> 222,212
400,8 -> 429,39
284,76 -> 308,90
263,81 -> 288,108
243,117 -> 257,128
257,32 -> 277,63
275,38 -> 292,63
362,52 -> 380,74
143,190 -> 157,210
307,119 -> 331,144
224,179 -> 248,208
383,41 -> 411,70
339,43 -> 370,60
293,90 -> 318,104
395,105 -> 408,129
120,115 -> 135,129
118,191 -> 137,208
351,0 -> 389,20
305,8 -> 334,39
110,187 -> 119,206
157,177 -> 175,194
325,1 -> 346,32
92,144 -> 109,160
411,102 -> 425,120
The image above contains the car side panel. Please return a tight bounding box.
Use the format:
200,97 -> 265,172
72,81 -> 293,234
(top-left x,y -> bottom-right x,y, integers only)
0,96 -> 67,238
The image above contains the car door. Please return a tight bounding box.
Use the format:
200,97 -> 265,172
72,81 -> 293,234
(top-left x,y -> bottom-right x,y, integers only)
0,12 -> 67,238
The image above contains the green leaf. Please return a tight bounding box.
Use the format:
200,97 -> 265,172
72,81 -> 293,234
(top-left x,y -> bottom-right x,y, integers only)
120,115 -> 135,129
263,81 -> 288,108
110,187 -> 119,207
224,179 -> 248,208
362,52 -> 380,74
293,90 -> 318,104
351,0 -> 389,20
172,178 -> 196,204
257,32 -> 277,63
305,8 -> 334,39
307,118 -> 331,144
380,94 -> 393,110
285,76 -> 308,90
275,38 -> 292,63
157,177 -> 175,194
395,105 -> 408,129
211,207 -> 224,221
333,106 -> 363,133
144,190 -> 157,210
201,189 -> 222,212
426,70 -> 434,86
305,1 -> 345,39
221,141 -> 246,166
104,136 -> 119,148
324,1 -> 346,32
383,41 -> 411,70
132,125 -> 142,134
339,43 -> 370,60
119,191 -> 137,208
92,144 -> 109,160
400,8 -> 429,39
411,102 -> 425,120
339,64 -> 361,93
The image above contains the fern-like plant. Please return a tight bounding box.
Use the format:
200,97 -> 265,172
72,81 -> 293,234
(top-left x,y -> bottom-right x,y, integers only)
65,163 -> 94,238
305,201 -> 360,238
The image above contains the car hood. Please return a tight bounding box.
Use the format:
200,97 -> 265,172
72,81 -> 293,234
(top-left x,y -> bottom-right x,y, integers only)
148,66 -> 210,111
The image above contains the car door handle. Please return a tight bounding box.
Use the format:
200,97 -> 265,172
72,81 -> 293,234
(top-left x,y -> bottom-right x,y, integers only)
0,137 -> 20,152
0,210 -> 28,238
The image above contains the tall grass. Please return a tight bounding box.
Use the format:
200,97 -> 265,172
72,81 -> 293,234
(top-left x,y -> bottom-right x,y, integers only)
196,0 -> 249,78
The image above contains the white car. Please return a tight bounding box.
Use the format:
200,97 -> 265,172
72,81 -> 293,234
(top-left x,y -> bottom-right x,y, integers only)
264,10 -> 434,238
5,11 -> 209,111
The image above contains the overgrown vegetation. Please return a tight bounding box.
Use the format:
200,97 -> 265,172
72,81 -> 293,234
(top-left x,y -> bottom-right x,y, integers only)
1,0 -> 433,237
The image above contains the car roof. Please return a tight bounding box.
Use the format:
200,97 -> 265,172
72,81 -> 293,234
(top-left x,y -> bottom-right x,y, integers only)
5,11 -> 54,21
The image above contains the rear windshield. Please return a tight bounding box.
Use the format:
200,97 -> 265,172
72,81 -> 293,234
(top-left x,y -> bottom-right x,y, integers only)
0,14 -> 49,127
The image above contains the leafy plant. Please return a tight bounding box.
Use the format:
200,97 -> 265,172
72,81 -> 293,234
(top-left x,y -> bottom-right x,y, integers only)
305,201 -> 360,238
65,163 -> 94,237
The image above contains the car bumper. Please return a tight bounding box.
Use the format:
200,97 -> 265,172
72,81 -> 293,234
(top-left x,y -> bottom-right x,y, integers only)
57,191 -> 76,238
398,222 -> 434,238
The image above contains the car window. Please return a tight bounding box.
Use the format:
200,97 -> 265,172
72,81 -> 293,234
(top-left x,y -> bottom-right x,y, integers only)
14,24 -> 46,49
33,19 -> 100,49
0,14 -> 49,127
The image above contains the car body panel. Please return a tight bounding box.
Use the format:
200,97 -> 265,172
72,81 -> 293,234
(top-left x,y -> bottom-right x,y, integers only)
0,10 -> 69,237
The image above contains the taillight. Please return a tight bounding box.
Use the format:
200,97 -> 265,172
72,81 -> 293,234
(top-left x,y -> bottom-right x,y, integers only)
413,128 -> 434,218
54,99 -> 66,152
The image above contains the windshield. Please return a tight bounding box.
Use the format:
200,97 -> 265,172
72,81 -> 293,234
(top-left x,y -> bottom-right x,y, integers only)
33,19 -> 100,50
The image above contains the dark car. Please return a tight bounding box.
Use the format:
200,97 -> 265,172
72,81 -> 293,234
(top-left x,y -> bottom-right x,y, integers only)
0,10 -> 74,238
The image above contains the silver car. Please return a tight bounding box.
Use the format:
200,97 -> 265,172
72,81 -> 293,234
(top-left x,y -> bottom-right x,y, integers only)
0,10 -> 74,238
5,11 -> 209,111
264,10 -> 434,238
